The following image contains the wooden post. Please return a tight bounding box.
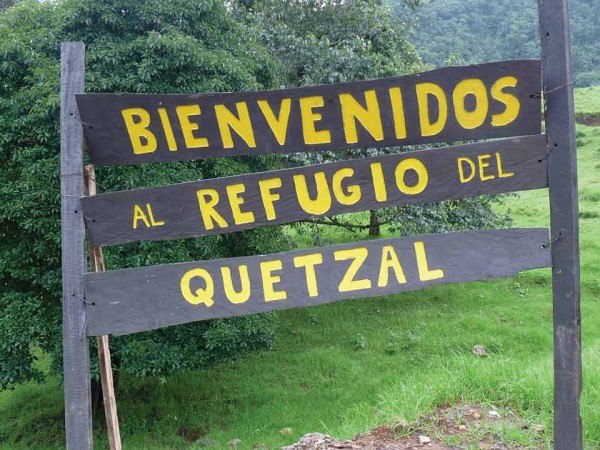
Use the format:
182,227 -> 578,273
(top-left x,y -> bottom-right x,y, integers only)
537,1 -> 583,449
60,42 -> 93,449
86,165 -> 122,450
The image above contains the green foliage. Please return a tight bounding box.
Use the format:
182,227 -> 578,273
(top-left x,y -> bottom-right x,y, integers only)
387,196 -> 512,236
108,314 -> 278,380
574,86 -> 600,124
237,0 -> 422,88
0,86 -> 599,450
394,0 -> 599,87
238,0 -> 508,238
0,0 -> 291,390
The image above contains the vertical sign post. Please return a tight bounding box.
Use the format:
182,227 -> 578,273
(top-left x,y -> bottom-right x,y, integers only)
60,42 -> 93,449
537,1 -> 583,448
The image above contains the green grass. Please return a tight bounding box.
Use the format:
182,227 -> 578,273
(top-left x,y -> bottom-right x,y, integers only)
1,91 -> 599,450
574,86 -> 600,124
574,86 -> 600,116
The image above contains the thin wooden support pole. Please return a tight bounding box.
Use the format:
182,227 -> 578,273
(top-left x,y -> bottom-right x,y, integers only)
60,41 -> 93,450
86,165 -> 122,450
537,1 -> 583,449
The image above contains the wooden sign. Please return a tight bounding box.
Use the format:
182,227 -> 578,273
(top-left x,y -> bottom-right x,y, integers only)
82,135 -> 547,246
84,228 -> 551,336
61,24 -> 581,445
76,60 -> 541,166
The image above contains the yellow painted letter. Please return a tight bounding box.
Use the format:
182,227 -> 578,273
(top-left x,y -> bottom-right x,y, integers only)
377,245 -> 407,287
414,241 -> 444,281
196,189 -> 228,230
293,253 -> 324,297
176,105 -> 209,149
370,162 -> 388,202
332,168 -> 361,205
146,203 -> 165,226
299,96 -> 331,145
293,172 -> 332,215
496,152 -> 514,178
215,102 -> 256,149
121,108 -> 157,154
339,90 -> 384,144
257,99 -> 291,145
491,76 -> 520,127
221,265 -> 251,304
334,248 -> 371,292
478,154 -> 495,181
416,83 -> 448,137
452,78 -> 489,130
457,157 -> 476,183
395,158 -> 428,195
180,268 -> 215,306
226,183 -> 255,225
158,108 -> 178,151
389,87 -> 407,139
132,204 -> 150,229
258,178 -> 282,220
260,260 -> 287,302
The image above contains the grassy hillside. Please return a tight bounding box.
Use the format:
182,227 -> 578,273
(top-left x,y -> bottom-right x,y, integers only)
575,86 -> 600,124
1,92 -> 599,449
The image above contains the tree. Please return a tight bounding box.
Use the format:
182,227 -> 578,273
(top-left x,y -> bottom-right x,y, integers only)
0,0 -> 291,391
235,0 -> 418,237
237,0 -> 422,88
236,0 -> 510,239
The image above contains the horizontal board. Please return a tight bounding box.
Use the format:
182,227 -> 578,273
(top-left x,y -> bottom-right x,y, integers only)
77,60 -> 541,166
85,228 -> 551,336
82,135 -> 548,247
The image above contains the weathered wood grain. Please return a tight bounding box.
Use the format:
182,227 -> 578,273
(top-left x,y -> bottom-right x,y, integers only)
538,1 -> 583,448
85,228 -> 551,337
60,42 -> 93,450
77,60 -> 542,166
85,165 -> 122,450
82,135 -> 548,247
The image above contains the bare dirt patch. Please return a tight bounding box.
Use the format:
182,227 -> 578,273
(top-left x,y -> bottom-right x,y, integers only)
282,404 -> 547,450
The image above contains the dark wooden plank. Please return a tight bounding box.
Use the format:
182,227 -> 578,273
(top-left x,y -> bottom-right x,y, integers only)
60,42 -> 93,450
82,135 -> 547,247
77,60 -> 542,166
537,1 -> 583,449
85,228 -> 551,336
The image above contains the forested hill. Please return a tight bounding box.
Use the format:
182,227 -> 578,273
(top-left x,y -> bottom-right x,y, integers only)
389,0 -> 599,87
